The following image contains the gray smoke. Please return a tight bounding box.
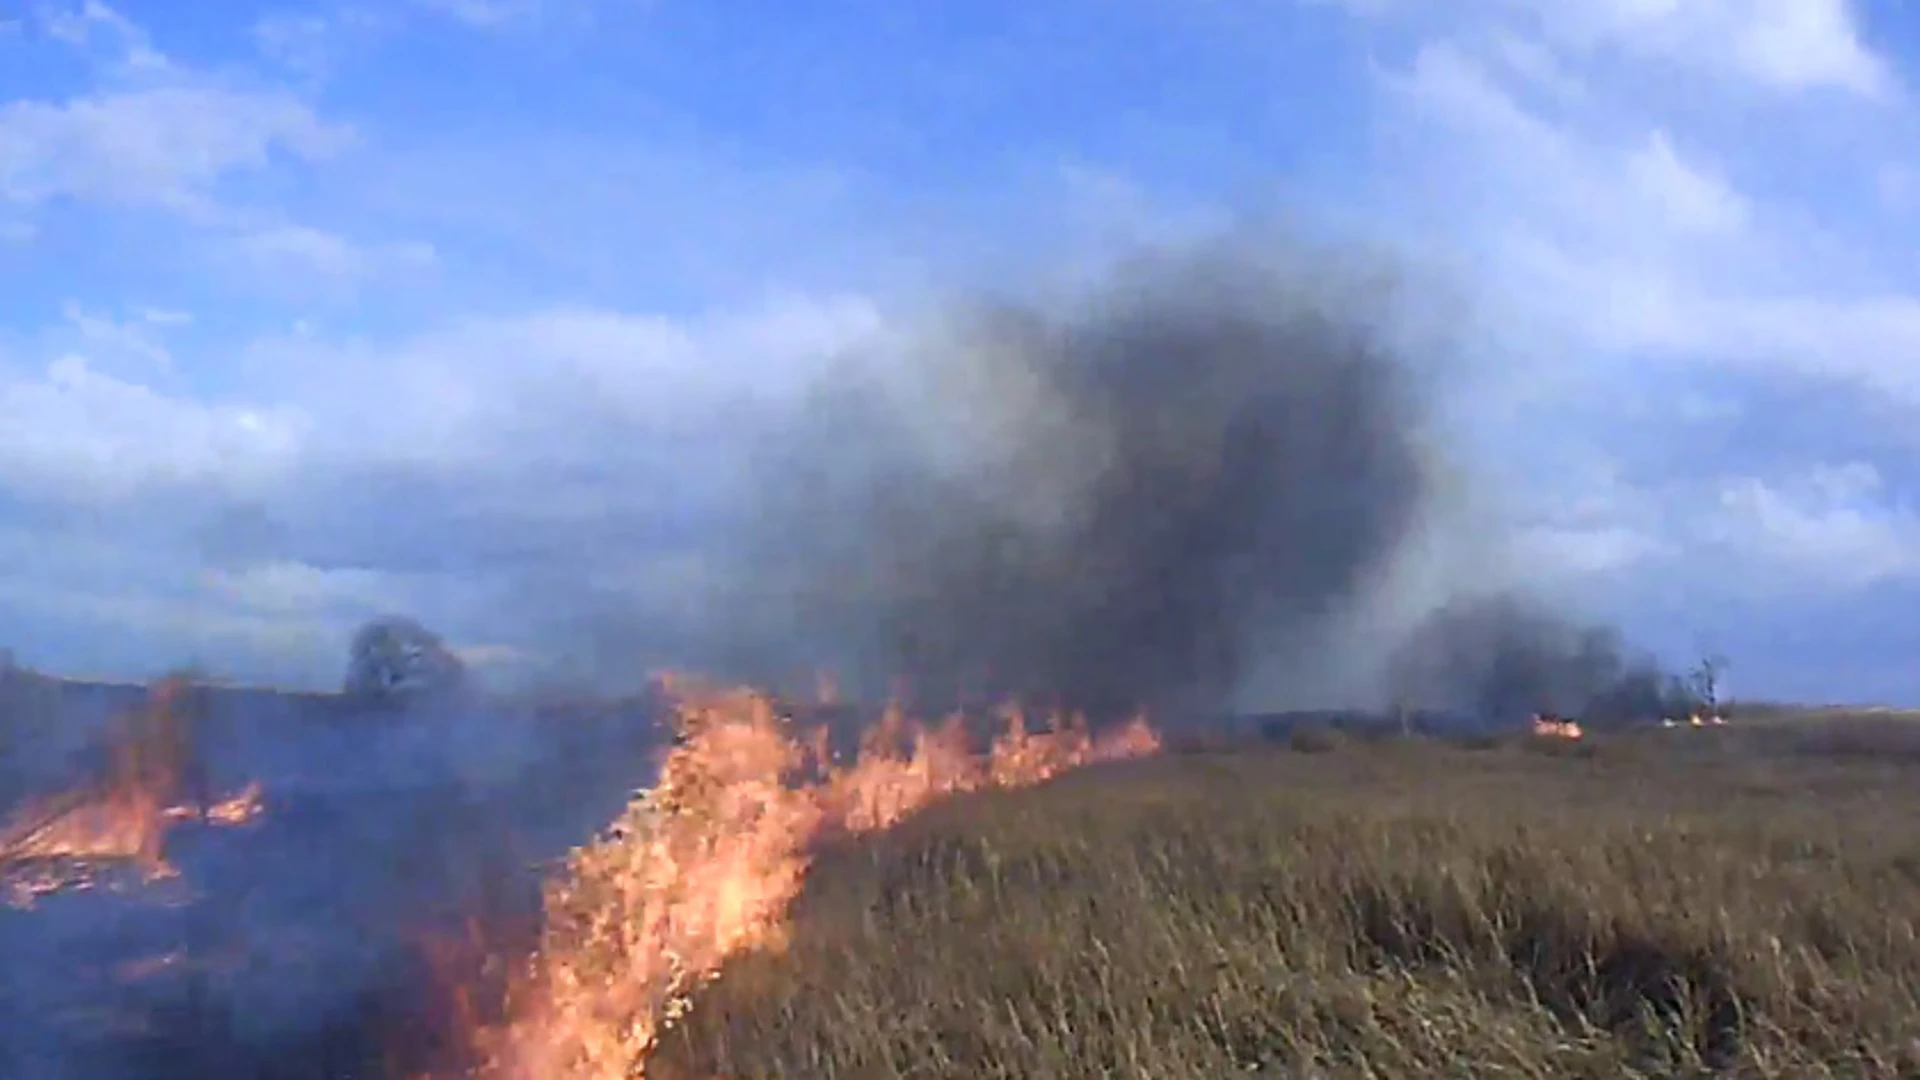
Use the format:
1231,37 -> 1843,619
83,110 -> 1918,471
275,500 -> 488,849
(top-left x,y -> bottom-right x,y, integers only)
1386,592 -> 1693,729
726,241 -> 1443,720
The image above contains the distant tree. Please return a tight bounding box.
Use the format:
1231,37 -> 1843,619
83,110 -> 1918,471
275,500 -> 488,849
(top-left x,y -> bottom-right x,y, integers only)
343,616 -> 467,703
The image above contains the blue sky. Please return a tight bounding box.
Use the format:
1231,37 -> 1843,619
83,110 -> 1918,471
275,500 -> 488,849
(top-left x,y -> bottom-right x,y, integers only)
4,0 -> 1920,703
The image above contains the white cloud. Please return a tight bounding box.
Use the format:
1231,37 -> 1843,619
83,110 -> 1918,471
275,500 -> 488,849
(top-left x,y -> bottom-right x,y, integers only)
1701,0 -> 1886,96
1392,41 -> 1752,250
1625,129 -> 1747,235
250,12 -> 336,77
226,224 -> 438,281
40,0 -> 168,72
59,301 -> 175,372
229,293 -> 884,460
1513,521 -> 1674,578
1375,23 -> 1920,410
197,559 -> 397,616
4,2 -> 359,279
1326,0 -> 1920,604
0,0 -> 1910,690
0,85 -> 352,215
0,353 -> 309,501
1877,163 -> 1918,213
415,0 -> 545,29
1325,0 -> 1888,95
0,522 -> 356,667
1482,27 -> 1590,103
0,286 -> 886,682
249,8 -> 392,82
1675,294 -> 1920,405
1498,452 -> 1679,580
1499,453 -> 1920,600
1495,0 -> 1888,96
1709,464 -> 1920,586
0,289 -> 881,507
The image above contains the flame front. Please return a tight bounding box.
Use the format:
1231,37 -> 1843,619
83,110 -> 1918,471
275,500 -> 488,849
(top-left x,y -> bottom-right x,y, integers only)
440,684 -> 1161,1080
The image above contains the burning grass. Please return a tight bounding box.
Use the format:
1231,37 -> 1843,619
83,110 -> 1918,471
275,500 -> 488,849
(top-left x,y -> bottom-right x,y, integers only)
0,677 -> 264,908
432,684 -> 1161,1080
12,675 -> 1920,1079
1528,712 -> 1584,740
594,725 -> 1920,1080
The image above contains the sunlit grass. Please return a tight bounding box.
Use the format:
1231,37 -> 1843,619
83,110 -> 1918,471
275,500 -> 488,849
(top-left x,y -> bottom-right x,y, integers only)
642,726 -> 1920,1079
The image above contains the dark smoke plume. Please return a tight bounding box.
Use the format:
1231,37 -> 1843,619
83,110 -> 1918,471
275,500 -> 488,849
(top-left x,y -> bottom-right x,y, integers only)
1386,593 -> 1694,730
729,241 -> 1441,720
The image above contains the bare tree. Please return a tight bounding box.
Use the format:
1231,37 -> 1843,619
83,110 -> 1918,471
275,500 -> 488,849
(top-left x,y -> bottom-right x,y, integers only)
1689,652 -> 1729,720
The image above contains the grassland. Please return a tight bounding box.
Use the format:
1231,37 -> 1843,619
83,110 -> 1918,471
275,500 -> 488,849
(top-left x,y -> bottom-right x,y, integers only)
642,718 -> 1920,1079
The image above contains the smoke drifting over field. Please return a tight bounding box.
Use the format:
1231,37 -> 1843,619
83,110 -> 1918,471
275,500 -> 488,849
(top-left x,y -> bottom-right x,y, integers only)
1387,593 -> 1693,728
727,241 -> 1445,719
0,236 -> 1713,1079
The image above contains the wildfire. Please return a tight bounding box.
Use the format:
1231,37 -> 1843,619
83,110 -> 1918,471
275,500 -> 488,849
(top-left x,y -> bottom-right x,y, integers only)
1661,713 -> 1728,728
1529,713 -> 1584,740
434,682 -> 1161,1080
0,677 -> 265,908
200,780 -> 266,825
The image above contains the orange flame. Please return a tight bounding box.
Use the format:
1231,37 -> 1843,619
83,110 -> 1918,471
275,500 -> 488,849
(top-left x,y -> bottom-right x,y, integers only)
1529,714 -> 1584,740
1661,713 -> 1729,729
433,682 -> 1161,1080
0,677 -> 265,907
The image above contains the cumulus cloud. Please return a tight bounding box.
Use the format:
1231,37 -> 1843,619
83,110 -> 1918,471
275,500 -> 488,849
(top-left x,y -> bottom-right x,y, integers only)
0,352 -> 305,504
7,292 -> 882,501
1366,8 -> 1904,370
0,281 -> 888,683
1327,0 -> 1920,607
1709,464 -> 1920,588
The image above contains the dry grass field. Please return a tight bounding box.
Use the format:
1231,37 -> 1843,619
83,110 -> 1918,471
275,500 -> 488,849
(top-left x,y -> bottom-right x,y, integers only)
12,678 -> 1920,1079
634,720 -> 1920,1080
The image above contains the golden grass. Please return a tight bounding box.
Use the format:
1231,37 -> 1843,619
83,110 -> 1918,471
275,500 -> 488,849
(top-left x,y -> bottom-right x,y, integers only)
643,727 -> 1920,1079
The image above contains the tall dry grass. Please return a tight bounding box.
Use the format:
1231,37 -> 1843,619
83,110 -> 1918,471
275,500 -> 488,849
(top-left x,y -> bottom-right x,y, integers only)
641,726 -> 1920,1079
